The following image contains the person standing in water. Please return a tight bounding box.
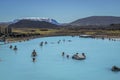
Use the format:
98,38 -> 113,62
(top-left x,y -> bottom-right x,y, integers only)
62,52 -> 65,56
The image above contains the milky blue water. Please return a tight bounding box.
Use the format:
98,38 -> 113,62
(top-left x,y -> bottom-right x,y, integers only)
0,36 -> 120,80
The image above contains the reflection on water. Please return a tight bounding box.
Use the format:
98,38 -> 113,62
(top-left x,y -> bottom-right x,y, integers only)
0,36 -> 120,80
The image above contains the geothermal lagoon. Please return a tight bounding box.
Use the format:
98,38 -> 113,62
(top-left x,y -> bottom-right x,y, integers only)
0,36 -> 120,80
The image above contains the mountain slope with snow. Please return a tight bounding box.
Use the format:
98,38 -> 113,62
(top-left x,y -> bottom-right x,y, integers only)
8,19 -> 58,28
13,17 -> 59,25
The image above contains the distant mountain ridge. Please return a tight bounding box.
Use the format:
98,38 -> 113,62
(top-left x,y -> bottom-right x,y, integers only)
8,19 -> 58,28
1,16 -> 120,29
70,16 -> 120,26
13,17 -> 59,25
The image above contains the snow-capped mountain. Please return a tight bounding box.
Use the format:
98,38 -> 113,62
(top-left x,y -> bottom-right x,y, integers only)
13,17 -> 59,25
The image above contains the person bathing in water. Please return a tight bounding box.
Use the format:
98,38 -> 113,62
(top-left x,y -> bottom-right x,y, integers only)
32,49 -> 37,57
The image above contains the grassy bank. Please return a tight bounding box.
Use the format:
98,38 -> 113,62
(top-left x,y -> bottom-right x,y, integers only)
4,28 -> 120,42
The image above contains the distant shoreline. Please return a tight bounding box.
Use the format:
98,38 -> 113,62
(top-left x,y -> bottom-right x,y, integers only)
5,33 -> 120,43
1,28 -> 120,43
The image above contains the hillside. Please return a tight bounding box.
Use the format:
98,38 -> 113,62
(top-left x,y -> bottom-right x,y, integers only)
8,19 -> 58,28
70,16 -> 120,26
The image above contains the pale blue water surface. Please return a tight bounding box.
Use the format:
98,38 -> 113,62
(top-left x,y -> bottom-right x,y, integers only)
0,36 -> 120,80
